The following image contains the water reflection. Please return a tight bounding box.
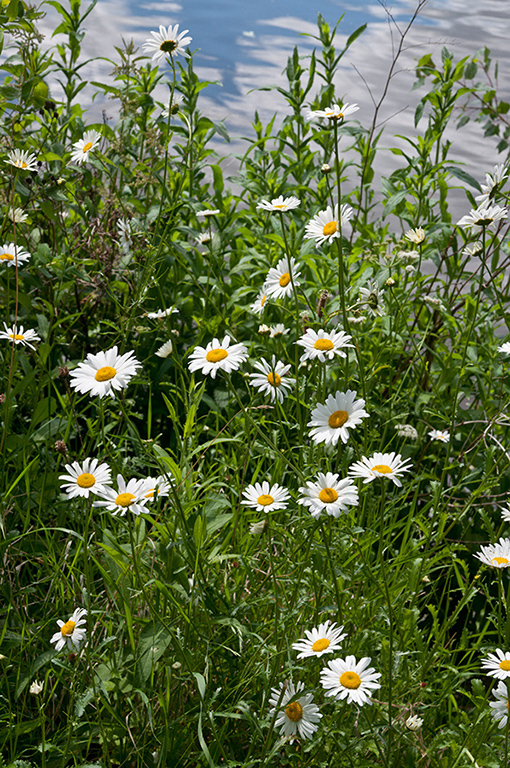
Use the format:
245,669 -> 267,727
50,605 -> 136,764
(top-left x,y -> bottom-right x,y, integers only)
37,0 -> 510,185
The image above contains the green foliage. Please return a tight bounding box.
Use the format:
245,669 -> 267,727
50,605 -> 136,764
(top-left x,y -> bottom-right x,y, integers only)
1,2 -> 510,767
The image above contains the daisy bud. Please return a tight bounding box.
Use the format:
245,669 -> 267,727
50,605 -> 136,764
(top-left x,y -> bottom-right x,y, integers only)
316,290 -> 329,318
54,440 -> 68,456
58,365 -> 70,378
30,680 -> 44,695
321,163 -> 332,174
385,277 -> 395,287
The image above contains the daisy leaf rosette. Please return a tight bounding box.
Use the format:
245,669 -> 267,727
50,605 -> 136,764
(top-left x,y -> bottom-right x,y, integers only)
295,327 -> 353,363
298,472 -> 358,518
268,681 -> 322,741
59,457 -> 112,499
241,481 -> 290,513
307,390 -> 369,447
70,346 -> 141,399
187,335 -> 248,379
292,620 -> 347,659
320,655 -> 381,706
348,451 -> 412,487
50,607 -> 87,652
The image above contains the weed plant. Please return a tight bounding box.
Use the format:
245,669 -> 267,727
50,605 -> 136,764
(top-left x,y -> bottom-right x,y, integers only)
2,1 -> 510,766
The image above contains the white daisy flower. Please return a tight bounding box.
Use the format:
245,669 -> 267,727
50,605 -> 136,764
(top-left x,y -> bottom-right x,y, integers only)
0,242 -> 31,267
428,429 -> 450,443
270,324 -> 290,338
359,282 -> 385,317
162,92 -> 184,118
268,681 -> 322,741
8,207 -> 28,223
395,423 -> 418,439
298,472 -> 358,518
475,537 -> 510,568
241,481 -> 290,513
349,451 -> 412,487
500,508 -> 510,523
197,208 -> 220,218
141,476 -> 171,501
147,307 -> 178,319
0,323 -> 40,350
462,241 -> 483,257
481,649 -> 510,679
70,346 -> 141,399
93,474 -> 148,516
6,149 -> 38,171
143,24 -> 192,62
304,204 -> 354,246
295,328 -> 353,363
258,324 -> 271,336
264,257 -> 301,300
155,339 -> 173,358
405,227 -> 425,244
69,130 -> 102,165
195,232 -> 212,246
251,289 -> 269,316
405,715 -> 423,731
475,164 -> 508,204
50,607 -> 87,652
498,342 -> 510,355
306,102 -> 359,122
248,356 -> 295,403
29,680 -> 44,695
307,390 -> 369,447
490,680 -> 509,729
292,620 -> 347,659
59,458 -> 112,499
256,195 -> 300,212
457,200 -> 507,233
249,519 -> 266,535
320,655 -> 381,706
188,335 -> 248,379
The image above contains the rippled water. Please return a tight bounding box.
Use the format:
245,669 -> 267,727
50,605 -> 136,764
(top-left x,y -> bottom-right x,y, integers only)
38,0 -> 510,182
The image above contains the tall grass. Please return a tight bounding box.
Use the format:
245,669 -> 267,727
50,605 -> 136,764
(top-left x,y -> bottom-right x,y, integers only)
2,1 -> 510,766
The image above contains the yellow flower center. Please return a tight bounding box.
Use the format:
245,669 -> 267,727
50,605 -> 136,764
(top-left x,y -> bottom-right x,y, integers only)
372,464 -> 392,474
273,204 -> 285,209
206,348 -> 228,363
261,294 -> 267,306
115,492 -> 136,507
285,701 -> 303,722
322,221 -> 337,236
492,556 -> 509,565
60,620 -> 76,637
145,489 -> 155,498
499,660 -> 510,671
257,494 -> 274,506
76,472 -> 95,488
10,334 -> 24,341
279,272 -> 291,287
160,39 -> 178,53
318,487 -> 339,503
267,372 -> 281,387
95,366 -> 117,382
340,671 -> 361,689
0,252 -> 14,261
328,410 -> 348,428
314,338 -> 334,351
20,161 -> 27,168
82,141 -> 93,153
312,637 -> 330,652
